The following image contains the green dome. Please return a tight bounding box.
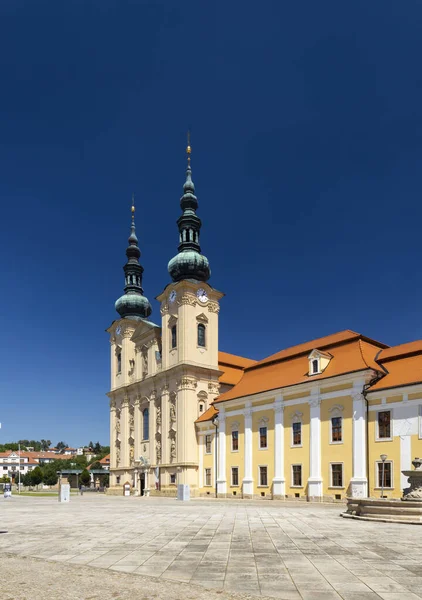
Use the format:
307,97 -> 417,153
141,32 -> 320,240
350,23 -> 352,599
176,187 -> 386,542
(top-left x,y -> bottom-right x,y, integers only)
168,250 -> 211,283
115,292 -> 152,320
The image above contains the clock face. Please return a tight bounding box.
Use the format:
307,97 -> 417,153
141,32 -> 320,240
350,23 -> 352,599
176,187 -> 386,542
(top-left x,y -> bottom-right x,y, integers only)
169,290 -> 177,303
197,288 -> 208,303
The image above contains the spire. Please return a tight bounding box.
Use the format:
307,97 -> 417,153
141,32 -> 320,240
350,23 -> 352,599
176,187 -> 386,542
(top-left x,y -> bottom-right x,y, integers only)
168,134 -> 211,283
115,196 -> 152,320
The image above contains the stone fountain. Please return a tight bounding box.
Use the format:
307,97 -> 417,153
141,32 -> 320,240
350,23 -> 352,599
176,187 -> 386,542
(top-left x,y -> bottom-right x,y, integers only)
402,457 -> 422,501
343,458 -> 422,524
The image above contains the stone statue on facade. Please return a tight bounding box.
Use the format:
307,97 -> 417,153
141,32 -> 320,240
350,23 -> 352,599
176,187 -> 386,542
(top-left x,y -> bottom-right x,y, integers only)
116,447 -> 120,466
170,402 -> 176,423
156,440 -> 161,463
156,405 -> 161,427
115,419 -> 121,434
170,439 -> 176,460
129,446 -> 134,464
142,351 -> 148,377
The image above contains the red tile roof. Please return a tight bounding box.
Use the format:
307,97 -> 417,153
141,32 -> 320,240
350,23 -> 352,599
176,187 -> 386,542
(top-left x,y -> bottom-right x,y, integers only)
369,341 -> 422,392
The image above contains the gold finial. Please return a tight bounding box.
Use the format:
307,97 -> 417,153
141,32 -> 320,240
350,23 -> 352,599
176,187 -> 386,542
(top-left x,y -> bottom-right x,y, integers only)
131,193 -> 135,219
186,130 -> 191,164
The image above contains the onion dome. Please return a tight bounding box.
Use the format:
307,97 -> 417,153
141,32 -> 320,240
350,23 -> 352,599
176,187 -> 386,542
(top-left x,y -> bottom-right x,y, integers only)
168,135 -> 211,283
115,197 -> 152,320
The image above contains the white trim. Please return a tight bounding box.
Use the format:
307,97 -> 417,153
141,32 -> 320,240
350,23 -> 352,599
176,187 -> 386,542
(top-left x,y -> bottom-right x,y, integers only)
258,464 -> 269,487
258,425 -> 268,450
308,392 -> 323,498
243,403 -> 253,494
329,462 -> 344,488
400,435 -> 411,491
231,429 -> 239,452
273,396 -> 285,496
329,415 -> 343,445
375,460 -> 394,490
204,467 -> 212,487
205,434 -> 212,455
231,466 -> 239,487
291,463 -> 303,488
198,434 -> 204,488
369,398 -> 422,411
216,408 -> 226,494
419,404 -> 422,440
375,408 -> 393,442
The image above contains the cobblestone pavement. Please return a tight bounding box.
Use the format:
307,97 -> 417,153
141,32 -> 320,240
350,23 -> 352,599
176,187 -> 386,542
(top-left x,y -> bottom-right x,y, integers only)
1,495 -> 422,600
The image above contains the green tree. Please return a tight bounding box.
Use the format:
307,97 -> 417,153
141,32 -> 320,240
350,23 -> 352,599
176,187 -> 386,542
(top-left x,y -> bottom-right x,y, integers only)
42,464 -> 58,486
93,441 -> 102,454
40,439 -> 51,451
0,475 -> 11,483
30,467 -> 43,488
89,461 -> 103,471
88,441 -> 94,450
80,469 -> 91,486
99,473 -> 109,487
56,441 -> 67,453
21,472 -> 32,486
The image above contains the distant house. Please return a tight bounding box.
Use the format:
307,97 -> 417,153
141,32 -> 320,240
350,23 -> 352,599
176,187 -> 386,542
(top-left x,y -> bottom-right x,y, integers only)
99,454 -> 110,471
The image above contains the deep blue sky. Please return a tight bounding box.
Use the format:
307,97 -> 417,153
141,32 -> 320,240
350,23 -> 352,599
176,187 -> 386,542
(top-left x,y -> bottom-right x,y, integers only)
1,1 -> 421,445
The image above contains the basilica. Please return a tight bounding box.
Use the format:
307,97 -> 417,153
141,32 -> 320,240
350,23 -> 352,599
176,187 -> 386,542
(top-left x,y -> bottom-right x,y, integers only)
107,142 -> 422,501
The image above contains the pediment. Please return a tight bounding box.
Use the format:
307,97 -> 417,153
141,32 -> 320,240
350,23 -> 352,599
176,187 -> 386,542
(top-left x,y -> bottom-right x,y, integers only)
196,313 -> 209,324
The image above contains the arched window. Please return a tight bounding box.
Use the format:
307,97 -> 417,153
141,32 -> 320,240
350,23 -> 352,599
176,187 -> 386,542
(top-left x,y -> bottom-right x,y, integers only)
143,408 -> 149,440
197,324 -> 206,347
117,352 -> 122,374
312,359 -> 319,374
171,325 -> 177,349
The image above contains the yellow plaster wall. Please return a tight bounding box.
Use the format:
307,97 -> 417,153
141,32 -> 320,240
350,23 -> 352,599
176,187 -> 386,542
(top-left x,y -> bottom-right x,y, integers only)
320,396 -> 353,499
201,431 -> 215,494
411,433 -> 422,464
368,411 -> 401,498
225,414 -> 244,496
252,409 -> 274,496
320,382 -> 353,394
284,402 -> 309,497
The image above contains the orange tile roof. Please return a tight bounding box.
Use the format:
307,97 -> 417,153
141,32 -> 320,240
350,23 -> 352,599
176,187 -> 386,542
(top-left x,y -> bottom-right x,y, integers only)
215,331 -> 387,404
195,405 -> 218,423
99,454 -> 110,464
218,351 -> 256,386
369,341 -> 422,391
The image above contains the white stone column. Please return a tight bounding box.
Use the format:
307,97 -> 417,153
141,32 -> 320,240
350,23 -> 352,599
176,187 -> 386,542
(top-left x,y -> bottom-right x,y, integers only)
308,390 -> 323,500
217,407 -> 227,495
243,402 -> 253,497
161,384 -> 170,465
198,433 -> 204,489
350,382 -> 368,498
272,395 -> 285,498
110,339 -> 116,390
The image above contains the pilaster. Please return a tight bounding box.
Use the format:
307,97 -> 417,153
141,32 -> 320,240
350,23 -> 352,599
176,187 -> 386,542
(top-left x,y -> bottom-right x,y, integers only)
121,393 -> 130,469
217,406 -> 227,495
308,389 -> 323,500
243,402 -> 253,497
272,395 -> 285,499
350,381 -> 368,498
161,384 -> 170,465
198,433 -> 204,488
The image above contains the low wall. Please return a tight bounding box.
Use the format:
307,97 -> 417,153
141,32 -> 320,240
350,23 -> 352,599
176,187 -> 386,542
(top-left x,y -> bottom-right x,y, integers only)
343,497 -> 422,524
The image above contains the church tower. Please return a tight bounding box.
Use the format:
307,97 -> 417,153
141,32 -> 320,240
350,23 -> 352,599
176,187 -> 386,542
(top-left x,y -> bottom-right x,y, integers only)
157,137 -> 223,490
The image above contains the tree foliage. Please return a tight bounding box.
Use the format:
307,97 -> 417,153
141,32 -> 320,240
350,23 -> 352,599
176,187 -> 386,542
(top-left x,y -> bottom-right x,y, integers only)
80,469 -> 91,486
30,467 -> 43,488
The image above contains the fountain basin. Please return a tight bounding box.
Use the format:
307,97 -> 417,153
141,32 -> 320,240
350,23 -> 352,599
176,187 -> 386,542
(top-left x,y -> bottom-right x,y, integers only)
343,498 -> 422,524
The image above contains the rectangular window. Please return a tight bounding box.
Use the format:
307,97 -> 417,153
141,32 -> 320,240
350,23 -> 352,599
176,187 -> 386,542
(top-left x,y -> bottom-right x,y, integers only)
205,468 -> 211,486
116,476 -> 120,484
259,466 -> 268,486
205,435 -> 212,454
331,463 -> 343,487
117,352 -> 122,374
292,422 -> 301,446
377,461 -> 392,488
259,427 -> 268,449
171,326 -> 177,349
170,473 -> 176,484
292,464 -> 302,487
231,467 -> 239,486
331,417 -> 342,442
232,430 -> 239,451
378,410 -> 391,439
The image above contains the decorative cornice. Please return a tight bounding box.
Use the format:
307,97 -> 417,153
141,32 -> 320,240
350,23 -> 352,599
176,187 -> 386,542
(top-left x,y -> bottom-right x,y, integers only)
329,404 -> 344,414
197,390 -> 208,400
160,303 -> 169,315
208,382 -> 220,395
121,328 -> 136,339
177,294 -> 197,307
109,398 -> 116,410
274,402 -> 284,414
290,410 -> 303,422
309,394 -> 321,408
177,376 -> 197,390
208,301 -> 220,313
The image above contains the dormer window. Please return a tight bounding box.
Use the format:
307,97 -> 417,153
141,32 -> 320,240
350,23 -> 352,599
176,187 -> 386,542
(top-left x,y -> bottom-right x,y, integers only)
308,349 -> 332,376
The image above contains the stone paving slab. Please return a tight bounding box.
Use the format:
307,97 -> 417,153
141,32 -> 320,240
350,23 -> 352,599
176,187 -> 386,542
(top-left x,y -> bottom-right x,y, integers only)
1,495 -> 422,599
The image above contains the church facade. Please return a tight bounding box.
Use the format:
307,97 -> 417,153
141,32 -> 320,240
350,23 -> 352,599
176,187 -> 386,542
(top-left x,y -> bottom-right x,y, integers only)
107,143 -> 422,500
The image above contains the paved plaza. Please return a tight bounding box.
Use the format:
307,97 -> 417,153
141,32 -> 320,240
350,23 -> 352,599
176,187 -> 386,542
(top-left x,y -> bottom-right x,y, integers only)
1,495 -> 422,600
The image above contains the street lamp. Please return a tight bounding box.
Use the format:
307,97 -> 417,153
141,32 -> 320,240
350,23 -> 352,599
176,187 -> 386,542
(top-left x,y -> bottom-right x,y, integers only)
380,454 -> 388,499
212,414 -> 219,498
